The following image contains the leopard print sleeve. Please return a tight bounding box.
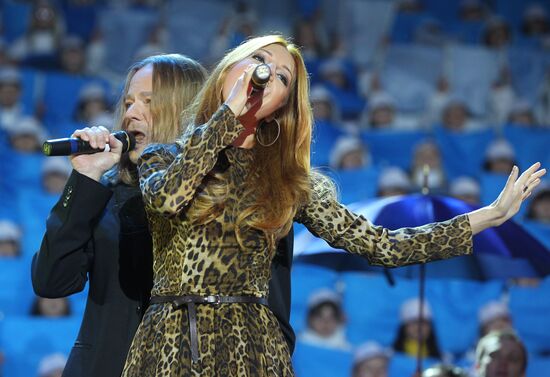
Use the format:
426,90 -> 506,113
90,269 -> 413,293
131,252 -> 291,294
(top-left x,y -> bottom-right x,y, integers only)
138,104 -> 244,215
295,174 -> 473,267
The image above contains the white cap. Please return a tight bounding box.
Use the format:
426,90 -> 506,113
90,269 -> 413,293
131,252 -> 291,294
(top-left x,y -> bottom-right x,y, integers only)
88,112 -> 115,130
485,139 -> 515,161
0,220 -> 21,242
0,67 -> 21,84
329,136 -> 368,168
353,341 -> 392,364
479,301 -> 510,326
310,85 -> 333,103
400,298 -> 433,323
78,83 -> 106,102
319,59 -> 345,76
38,353 -> 67,377
42,157 -> 72,176
450,176 -> 480,197
61,35 -> 84,50
509,99 -> 533,115
307,288 -> 341,310
524,4 -> 547,20
8,116 -> 47,142
378,167 -> 411,192
369,92 -> 396,111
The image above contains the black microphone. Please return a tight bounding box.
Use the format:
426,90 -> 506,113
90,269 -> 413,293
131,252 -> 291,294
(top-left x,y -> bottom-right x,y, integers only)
251,64 -> 271,91
42,130 -> 136,156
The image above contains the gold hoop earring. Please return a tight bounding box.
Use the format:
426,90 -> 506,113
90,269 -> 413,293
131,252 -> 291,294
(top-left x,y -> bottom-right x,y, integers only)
255,118 -> 281,147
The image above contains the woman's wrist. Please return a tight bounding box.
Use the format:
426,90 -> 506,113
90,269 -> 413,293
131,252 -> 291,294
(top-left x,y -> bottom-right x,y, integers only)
468,205 -> 506,235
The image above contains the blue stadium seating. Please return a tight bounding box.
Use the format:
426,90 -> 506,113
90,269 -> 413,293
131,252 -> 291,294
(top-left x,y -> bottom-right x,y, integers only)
0,317 -> 80,377
292,340 -> 353,377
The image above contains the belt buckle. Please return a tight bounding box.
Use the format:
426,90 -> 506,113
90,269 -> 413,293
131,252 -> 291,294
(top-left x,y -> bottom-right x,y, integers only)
206,295 -> 221,305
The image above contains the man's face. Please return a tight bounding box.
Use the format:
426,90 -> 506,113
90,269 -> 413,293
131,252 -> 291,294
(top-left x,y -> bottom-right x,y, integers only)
123,64 -> 153,164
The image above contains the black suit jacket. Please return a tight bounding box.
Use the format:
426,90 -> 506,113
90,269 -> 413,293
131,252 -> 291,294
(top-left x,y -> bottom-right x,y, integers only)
31,170 -> 295,377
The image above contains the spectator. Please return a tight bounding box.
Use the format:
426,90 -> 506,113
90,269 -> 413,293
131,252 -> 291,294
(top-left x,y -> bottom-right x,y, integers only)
362,93 -> 396,129
475,330 -> 527,377
482,17 -> 512,49
0,220 -> 22,257
376,167 -> 411,197
441,98 -> 481,131
422,363 -> 468,377
0,67 -> 26,131
521,3 -> 549,37
38,353 -> 67,377
483,139 -> 517,175
329,136 -> 371,170
449,176 -> 481,205
41,157 -> 72,195
9,0 -> 65,64
508,100 -> 537,126
479,300 -> 514,338
352,341 -> 391,377
311,85 -> 340,124
58,35 -> 87,75
392,298 -> 442,359
30,296 -> 71,317
293,19 -> 327,60
489,68 -> 516,125
526,184 -> 550,223
7,116 -> 47,154
410,140 -> 447,193
299,289 -> 351,350
74,83 -> 110,123
458,0 -> 488,22
425,77 -> 452,127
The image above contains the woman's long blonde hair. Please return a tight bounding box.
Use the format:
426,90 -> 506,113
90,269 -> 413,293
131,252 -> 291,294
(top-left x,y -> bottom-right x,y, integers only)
115,54 -> 207,185
183,35 -> 314,250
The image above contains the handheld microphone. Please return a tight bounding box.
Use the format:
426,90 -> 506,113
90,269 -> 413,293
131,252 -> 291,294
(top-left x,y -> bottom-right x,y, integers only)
251,64 -> 271,91
42,130 -> 136,156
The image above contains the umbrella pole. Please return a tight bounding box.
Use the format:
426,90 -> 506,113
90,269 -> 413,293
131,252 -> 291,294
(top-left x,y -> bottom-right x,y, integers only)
415,164 -> 430,376
416,263 -> 426,375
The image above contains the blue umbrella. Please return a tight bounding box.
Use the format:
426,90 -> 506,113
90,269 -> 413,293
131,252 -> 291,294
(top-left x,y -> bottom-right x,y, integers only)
294,193 -> 550,374
294,194 -> 550,279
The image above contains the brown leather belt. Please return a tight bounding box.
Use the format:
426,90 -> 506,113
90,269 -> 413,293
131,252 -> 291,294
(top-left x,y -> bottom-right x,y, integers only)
149,294 -> 268,363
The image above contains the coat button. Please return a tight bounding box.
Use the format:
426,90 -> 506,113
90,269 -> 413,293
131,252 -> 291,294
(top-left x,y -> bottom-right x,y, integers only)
136,306 -> 141,314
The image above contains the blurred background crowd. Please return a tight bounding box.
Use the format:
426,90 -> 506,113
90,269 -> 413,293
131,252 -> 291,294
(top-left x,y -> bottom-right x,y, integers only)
0,0 -> 549,376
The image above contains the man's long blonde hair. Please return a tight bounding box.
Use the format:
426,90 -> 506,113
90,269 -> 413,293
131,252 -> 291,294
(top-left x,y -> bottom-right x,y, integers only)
183,35 -> 314,250
115,54 -> 207,185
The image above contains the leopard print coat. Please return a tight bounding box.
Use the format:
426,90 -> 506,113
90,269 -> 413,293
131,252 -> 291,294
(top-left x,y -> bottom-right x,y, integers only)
122,105 -> 473,376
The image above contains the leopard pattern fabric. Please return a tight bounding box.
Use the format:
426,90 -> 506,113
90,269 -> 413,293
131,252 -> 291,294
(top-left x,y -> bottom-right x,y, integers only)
122,105 -> 473,376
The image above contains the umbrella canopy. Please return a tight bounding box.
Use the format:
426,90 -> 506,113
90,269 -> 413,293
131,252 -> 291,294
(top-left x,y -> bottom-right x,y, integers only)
294,194 -> 550,278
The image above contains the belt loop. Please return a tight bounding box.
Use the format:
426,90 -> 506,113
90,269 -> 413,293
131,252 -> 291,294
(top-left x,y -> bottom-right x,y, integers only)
187,302 -> 199,364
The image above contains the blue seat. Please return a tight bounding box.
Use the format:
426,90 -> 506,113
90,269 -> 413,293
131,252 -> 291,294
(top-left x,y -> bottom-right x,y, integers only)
480,173 -> 508,207
0,259 -> 36,316
290,263 -> 339,334
381,45 -> 443,113
446,45 -> 500,116
389,352 -> 440,377
509,278 -> 550,355
390,12 -> 432,44
502,124 -> 550,175
292,341 -> 353,377
424,279 -> 505,355
42,73 -> 111,126
98,8 -> 158,74
310,120 -> 346,167
527,355 -> 550,377
326,167 -> 379,205
433,127 -> 495,180
340,273 -> 417,346
520,221 -> 550,251
1,0 -> 31,43
0,317 -> 80,377
61,3 -> 99,42
16,188 -> 60,256
360,129 -> 429,171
